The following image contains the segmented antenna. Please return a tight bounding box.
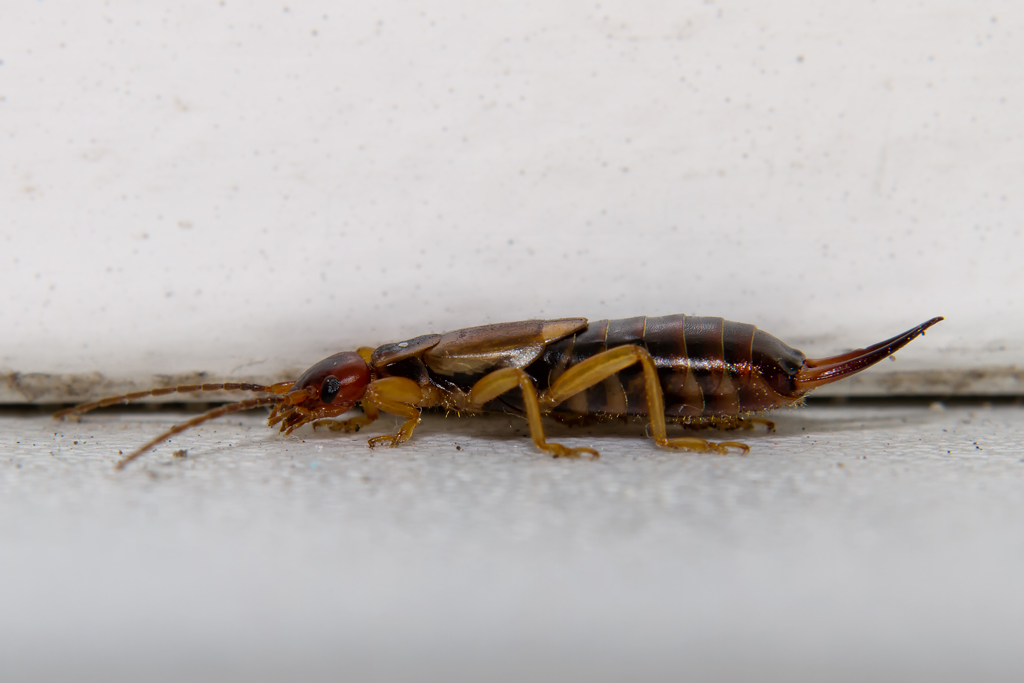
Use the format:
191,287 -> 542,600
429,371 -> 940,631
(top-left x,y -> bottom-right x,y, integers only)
53,380 -> 300,470
114,395 -> 288,470
53,381 -> 294,419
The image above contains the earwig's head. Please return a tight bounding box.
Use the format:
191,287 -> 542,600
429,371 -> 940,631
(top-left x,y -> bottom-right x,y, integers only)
269,352 -> 371,434
288,351 -> 371,411
750,329 -> 808,399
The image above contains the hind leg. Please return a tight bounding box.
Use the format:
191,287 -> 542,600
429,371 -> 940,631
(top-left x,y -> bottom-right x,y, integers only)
539,345 -> 749,455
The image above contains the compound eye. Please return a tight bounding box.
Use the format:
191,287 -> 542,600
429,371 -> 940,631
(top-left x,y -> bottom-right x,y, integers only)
321,376 -> 342,404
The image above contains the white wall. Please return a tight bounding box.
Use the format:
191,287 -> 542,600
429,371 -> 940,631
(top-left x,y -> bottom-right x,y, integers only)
2,1 -> 1021,401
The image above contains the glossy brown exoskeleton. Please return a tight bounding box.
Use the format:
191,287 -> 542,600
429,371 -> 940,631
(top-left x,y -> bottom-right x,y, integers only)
55,315 -> 943,469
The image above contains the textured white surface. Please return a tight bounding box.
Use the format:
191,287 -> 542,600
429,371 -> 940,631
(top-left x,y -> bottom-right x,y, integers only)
3,404 -> 1024,681
1,1 -> 1022,399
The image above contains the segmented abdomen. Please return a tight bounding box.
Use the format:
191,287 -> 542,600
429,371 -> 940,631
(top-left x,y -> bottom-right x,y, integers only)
528,315 -> 770,418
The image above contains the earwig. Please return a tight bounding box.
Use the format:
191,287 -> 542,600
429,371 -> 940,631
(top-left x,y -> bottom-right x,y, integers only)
54,315 -> 944,469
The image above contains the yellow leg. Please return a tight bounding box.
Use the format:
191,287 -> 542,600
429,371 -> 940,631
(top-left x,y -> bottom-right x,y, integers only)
540,345 -> 749,455
468,368 -> 598,459
747,417 -> 776,433
361,377 -> 426,449
312,402 -> 380,433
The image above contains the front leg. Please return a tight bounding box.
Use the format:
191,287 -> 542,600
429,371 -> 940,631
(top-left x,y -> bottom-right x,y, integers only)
359,377 -> 430,449
312,402 -> 380,433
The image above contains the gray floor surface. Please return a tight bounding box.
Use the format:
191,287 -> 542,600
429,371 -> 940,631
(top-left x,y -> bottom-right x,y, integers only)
2,402 -> 1024,682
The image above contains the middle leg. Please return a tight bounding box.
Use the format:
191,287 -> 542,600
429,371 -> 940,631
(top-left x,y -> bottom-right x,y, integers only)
466,368 -> 598,459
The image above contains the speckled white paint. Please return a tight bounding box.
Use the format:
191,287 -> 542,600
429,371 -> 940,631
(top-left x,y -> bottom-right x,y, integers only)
1,1 -> 1021,399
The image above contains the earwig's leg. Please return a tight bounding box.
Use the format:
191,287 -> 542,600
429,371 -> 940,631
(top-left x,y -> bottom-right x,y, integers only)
360,378 -> 427,449
747,417 -> 776,433
540,345 -> 749,455
647,436 -> 748,454
316,416 -> 375,433
467,368 -> 599,459
313,402 -> 380,433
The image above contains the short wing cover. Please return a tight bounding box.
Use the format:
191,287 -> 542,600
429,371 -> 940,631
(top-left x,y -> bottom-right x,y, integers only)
424,318 -> 588,376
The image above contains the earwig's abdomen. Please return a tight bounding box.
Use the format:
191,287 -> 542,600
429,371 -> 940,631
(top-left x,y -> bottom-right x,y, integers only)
530,315 -> 806,419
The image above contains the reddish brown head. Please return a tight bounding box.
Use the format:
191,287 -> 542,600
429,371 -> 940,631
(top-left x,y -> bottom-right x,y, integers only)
749,317 -> 943,403
269,351 -> 371,434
